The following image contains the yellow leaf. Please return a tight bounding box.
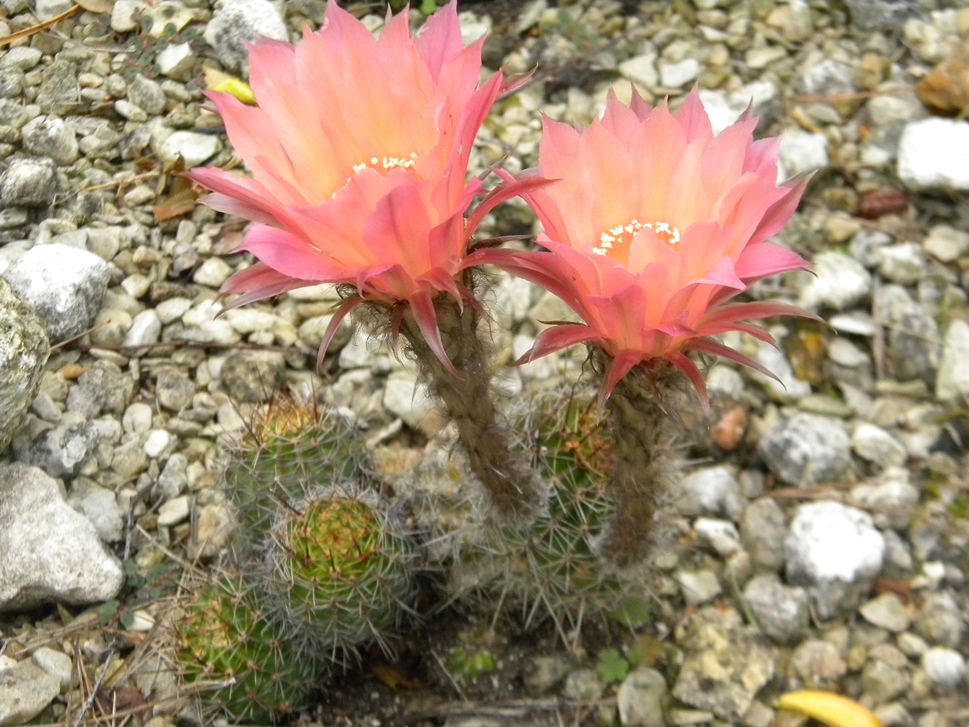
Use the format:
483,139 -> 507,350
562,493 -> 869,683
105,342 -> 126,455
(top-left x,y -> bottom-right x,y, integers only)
777,690 -> 882,727
203,66 -> 256,105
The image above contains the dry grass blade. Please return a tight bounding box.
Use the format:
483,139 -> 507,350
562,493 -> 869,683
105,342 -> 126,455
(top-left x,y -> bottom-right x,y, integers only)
0,5 -> 79,46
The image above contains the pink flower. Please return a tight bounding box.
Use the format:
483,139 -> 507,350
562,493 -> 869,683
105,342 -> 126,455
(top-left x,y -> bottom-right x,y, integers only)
471,89 -> 811,401
188,1 -> 528,367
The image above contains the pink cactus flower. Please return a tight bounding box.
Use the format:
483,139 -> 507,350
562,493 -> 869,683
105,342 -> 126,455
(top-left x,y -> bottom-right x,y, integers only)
470,89 -> 811,402
188,0 -> 529,367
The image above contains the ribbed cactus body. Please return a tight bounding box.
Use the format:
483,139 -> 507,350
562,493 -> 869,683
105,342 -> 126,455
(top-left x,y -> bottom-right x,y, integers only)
449,394 -> 648,639
268,493 -> 415,652
224,392 -> 372,539
176,572 -> 325,724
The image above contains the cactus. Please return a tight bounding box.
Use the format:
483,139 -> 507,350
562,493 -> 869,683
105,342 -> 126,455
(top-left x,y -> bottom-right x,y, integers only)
223,390 -> 373,542
266,490 -> 415,656
448,391 -> 651,642
175,570 -> 326,724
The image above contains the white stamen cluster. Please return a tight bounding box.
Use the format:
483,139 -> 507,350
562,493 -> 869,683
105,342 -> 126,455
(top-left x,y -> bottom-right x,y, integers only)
591,219 -> 681,256
335,153 -> 420,198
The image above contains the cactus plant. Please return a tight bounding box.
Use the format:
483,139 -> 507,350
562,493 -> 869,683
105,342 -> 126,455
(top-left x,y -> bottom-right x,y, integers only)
175,570 -> 326,724
448,391 -> 651,643
223,390 -> 373,541
266,490 -> 415,656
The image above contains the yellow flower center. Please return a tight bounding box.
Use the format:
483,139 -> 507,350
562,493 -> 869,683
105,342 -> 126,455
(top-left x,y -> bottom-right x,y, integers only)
333,152 -> 419,199
592,219 -> 681,257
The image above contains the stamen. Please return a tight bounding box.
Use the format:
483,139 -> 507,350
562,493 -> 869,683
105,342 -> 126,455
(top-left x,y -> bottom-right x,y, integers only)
334,152 -> 419,198
591,218 -> 681,256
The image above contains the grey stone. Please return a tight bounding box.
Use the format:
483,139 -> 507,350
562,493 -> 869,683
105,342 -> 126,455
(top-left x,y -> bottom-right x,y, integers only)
36,60 -> 78,114
677,466 -> 744,520
111,0 -> 150,32
743,574 -> 809,645
156,453 -> 188,500
860,593 -> 911,633
876,243 -> 925,285
861,659 -> 908,704
672,613 -> 775,722
0,462 -> 123,611
563,668 -> 603,703
921,647 -> 966,688
778,130 -> 829,179
204,0 -> 289,73
784,501 -> 885,619
158,130 -> 221,167
798,59 -> 855,96
31,646 -> 72,692
789,640 -> 847,685
128,74 -> 166,116
122,309 -> 162,353
0,156 -> 58,207
798,251 -> 871,311
67,482 -> 124,543
0,47 -> 42,72
0,279 -> 48,452
156,42 -> 196,81
845,0 -> 920,31
3,243 -> 109,344
157,494 -> 190,527
16,420 -> 100,478
659,58 -> 699,87
219,350 -> 285,403
66,361 -> 134,418
693,518 -> 741,557
741,498 -> 787,572
154,367 -> 195,411
852,423 -> 906,469
936,320 -> 969,402
752,342 -> 811,400
618,668 -> 667,727
675,570 -> 722,606
923,224 -> 969,263
619,52 -> 658,90
0,659 -> 60,725
874,284 -> 940,385
112,434 -> 149,480
914,592 -> 964,648
898,118 -> 969,191
383,372 -> 435,429
758,413 -> 851,487
0,68 -> 24,99
21,116 -> 78,166
849,468 -> 919,529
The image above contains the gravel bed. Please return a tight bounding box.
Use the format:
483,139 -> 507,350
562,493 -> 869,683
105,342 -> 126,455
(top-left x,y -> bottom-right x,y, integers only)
0,0 -> 968,725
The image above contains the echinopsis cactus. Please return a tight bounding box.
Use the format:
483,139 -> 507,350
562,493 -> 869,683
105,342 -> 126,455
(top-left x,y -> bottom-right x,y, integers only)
447,392 -> 650,643
223,390 -> 372,542
265,489 -> 415,657
175,570 -> 326,725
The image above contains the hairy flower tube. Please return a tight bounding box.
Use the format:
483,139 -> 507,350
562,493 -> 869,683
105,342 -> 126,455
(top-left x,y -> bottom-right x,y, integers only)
472,88 -> 811,404
190,1 -> 544,520
472,89 -> 811,563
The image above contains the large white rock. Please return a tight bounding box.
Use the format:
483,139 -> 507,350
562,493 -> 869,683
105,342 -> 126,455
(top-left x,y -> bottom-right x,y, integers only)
0,463 -> 123,611
785,501 -> 885,619
898,118 -> 969,190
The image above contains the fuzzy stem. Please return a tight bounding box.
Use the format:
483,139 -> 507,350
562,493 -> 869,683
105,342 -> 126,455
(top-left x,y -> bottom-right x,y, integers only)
400,294 -> 542,522
602,359 -> 689,566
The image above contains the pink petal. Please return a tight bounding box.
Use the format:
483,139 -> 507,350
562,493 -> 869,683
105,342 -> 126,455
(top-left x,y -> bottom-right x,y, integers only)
687,338 -> 780,383
598,350 -> 643,409
734,241 -> 809,280
218,263 -> 310,309
318,295 -> 364,370
409,291 -> 459,377
515,323 -> 601,364
666,351 -> 708,411
238,224 -> 351,281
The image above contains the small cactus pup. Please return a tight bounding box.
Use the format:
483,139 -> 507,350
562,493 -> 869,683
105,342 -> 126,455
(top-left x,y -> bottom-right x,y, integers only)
223,389 -> 373,542
266,488 -> 416,657
448,392 -> 651,645
175,569 -> 326,724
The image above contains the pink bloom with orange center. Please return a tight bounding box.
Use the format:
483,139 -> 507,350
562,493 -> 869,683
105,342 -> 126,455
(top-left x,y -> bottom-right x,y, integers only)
471,89 -> 811,401
188,0 -> 528,367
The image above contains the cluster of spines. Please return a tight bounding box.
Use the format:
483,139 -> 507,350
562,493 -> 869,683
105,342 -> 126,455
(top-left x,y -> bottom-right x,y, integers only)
448,391 -> 648,642
175,571 -> 325,724
176,390 -> 416,723
268,491 -> 415,656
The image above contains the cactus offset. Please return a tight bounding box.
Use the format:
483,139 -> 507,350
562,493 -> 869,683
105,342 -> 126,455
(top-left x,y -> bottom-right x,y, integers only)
266,491 -> 415,655
175,570 -> 325,724
449,392 -> 650,643
224,391 -> 373,541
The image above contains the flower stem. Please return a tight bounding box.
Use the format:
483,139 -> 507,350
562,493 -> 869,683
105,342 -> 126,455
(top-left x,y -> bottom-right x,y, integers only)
400,295 -> 543,522
602,360 -> 688,566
